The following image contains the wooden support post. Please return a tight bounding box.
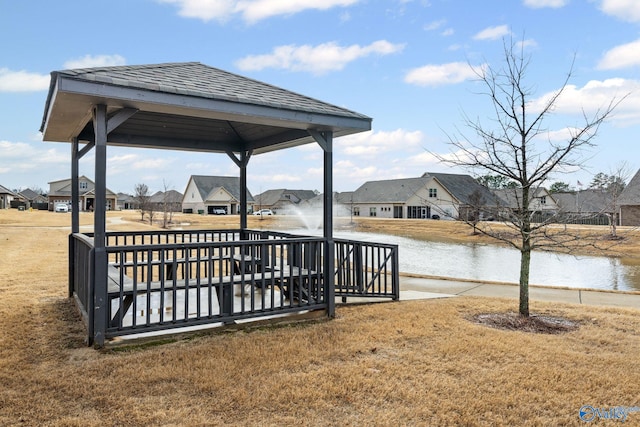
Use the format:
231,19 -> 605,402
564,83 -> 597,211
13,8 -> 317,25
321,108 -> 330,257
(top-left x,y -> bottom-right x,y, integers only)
92,104 -> 108,348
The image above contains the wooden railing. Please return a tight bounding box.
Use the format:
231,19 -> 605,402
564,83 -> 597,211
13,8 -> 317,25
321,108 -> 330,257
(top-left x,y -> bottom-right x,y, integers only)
334,238 -> 400,301
69,229 -> 399,346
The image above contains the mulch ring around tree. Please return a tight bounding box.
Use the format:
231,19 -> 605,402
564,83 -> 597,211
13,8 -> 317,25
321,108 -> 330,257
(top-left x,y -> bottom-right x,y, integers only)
469,312 -> 580,334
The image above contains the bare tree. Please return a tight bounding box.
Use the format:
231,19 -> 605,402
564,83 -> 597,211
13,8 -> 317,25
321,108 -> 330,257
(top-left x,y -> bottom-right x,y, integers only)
437,39 -> 624,317
133,183 -> 151,222
593,163 -> 630,239
160,180 -> 176,229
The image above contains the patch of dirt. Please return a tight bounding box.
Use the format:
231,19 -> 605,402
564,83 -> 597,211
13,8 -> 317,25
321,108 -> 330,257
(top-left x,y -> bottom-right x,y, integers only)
469,312 -> 580,334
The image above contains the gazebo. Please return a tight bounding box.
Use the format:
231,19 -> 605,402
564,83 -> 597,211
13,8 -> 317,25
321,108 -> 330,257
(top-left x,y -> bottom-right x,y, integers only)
40,62 -> 399,347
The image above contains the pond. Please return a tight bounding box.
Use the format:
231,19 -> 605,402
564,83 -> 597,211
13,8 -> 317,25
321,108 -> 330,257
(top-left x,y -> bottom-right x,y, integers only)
330,230 -> 640,292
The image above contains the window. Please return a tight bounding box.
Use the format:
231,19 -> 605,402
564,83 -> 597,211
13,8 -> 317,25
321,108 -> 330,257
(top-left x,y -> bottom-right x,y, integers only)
79,181 -> 88,190
429,188 -> 437,198
369,207 -> 377,217
353,207 -> 360,216
540,196 -> 546,205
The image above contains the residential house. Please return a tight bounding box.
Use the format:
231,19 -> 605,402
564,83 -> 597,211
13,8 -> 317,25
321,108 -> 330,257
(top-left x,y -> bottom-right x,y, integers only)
350,172 -> 500,220
149,190 -> 183,212
181,175 -> 254,214
618,169 -> 640,226
116,192 -> 138,210
492,187 -> 560,217
0,184 -> 17,209
552,189 -> 613,225
253,189 -> 317,214
18,188 -> 49,210
48,176 -> 118,211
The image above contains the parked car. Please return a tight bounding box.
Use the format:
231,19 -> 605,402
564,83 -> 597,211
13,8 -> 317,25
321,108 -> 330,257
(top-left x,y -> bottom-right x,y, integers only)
54,203 -> 69,213
253,209 -> 273,216
212,208 -> 226,215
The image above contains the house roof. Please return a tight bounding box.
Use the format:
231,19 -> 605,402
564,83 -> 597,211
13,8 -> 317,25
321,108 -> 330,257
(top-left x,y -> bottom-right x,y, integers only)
618,169 -> 640,206
492,187 -> 553,209
553,189 -> 612,213
188,175 -> 254,203
352,177 -> 431,203
423,172 -> 503,206
149,190 -> 183,204
18,188 -> 42,200
0,184 -> 17,196
40,62 -> 372,155
254,189 -> 317,206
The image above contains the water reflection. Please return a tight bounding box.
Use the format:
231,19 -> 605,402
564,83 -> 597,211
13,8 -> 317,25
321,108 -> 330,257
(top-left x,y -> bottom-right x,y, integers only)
331,230 -> 640,292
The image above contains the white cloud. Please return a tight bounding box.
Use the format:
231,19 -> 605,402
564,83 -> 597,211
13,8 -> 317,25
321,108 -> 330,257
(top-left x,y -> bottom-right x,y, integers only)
266,174 -> 303,183
235,40 -> 405,74
338,129 -> 424,158
404,62 -> 482,86
599,0 -> 640,23
334,160 -> 378,181
518,38 -> 538,49
158,0 -> 236,22
241,0 -> 359,23
63,54 -> 126,69
0,140 -> 67,172
105,153 -> 175,185
158,0 -> 359,23
597,39 -> 640,70
529,78 -> 640,126
424,19 -> 446,31
0,68 -> 49,92
523,0 -> 568,9
473,25 -> 510,41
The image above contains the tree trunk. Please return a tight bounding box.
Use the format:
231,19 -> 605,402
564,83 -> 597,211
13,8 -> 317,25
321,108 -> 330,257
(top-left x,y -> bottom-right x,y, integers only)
610,213 -> 618,238
519,234 -> 531,317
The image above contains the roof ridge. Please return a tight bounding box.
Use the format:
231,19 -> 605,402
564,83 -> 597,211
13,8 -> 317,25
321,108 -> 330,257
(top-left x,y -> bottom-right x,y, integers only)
59,61 -> 201,75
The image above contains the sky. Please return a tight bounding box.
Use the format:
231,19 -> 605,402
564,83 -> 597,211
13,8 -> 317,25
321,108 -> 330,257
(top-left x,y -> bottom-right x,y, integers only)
1,0 -> 640,196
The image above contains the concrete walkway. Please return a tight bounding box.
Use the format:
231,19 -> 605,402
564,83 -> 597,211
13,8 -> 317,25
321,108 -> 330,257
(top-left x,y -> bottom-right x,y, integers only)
398,275 -> 640,310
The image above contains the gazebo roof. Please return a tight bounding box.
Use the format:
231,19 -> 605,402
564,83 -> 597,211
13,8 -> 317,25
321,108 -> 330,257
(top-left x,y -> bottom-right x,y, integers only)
40,62 -> 371,154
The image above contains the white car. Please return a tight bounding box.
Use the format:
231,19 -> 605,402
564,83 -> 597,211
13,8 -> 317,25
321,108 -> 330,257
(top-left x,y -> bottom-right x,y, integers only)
54,203 -> 69,213
253,209 -> 273,216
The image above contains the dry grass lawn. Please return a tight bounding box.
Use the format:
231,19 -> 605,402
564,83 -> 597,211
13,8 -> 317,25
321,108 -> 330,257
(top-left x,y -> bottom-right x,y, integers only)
1,209 -> 640,426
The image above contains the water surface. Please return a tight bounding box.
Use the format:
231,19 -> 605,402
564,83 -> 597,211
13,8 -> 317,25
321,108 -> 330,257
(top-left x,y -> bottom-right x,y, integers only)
330,229 -> 640,292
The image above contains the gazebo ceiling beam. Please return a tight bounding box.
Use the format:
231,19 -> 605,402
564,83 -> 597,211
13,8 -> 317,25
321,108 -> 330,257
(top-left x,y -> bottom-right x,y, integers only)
77,141 -> 95,159
75,127 -> 314,154
106,108 -> 138,134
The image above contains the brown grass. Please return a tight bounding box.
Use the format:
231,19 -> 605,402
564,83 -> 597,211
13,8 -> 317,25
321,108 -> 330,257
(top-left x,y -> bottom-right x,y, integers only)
1,209 -> 640,426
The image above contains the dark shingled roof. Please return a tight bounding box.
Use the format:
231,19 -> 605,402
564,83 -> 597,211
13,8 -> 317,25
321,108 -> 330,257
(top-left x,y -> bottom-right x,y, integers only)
492,187 -> 554,209
254,189 -> 317,206
352,177 -> 430,203
0,184 -> 17,196
40,62 -> 372,155
553,189 -> 612,213
189,175 -> 254,203
46,62 -> 369,119
618,169 -> 640,206
423,172 -> 503,206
